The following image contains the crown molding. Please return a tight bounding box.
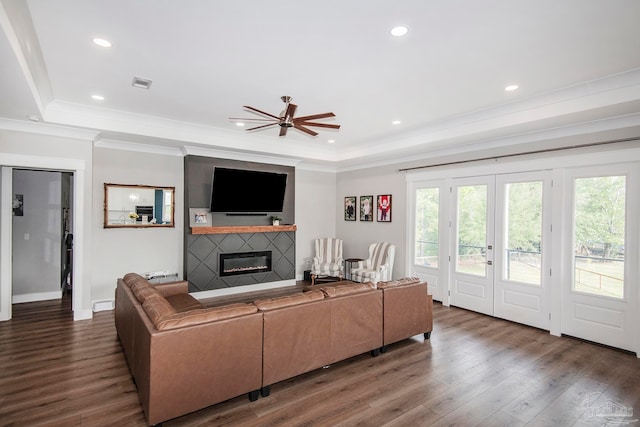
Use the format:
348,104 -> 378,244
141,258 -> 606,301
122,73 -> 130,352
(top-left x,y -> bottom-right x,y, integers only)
94,139 -> 184,156
0,117 -> 99,141
181,145 -> 300,167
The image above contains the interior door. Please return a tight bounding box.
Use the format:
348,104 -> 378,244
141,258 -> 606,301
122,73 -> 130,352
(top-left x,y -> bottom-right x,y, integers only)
561,165 -> 638,352
494,172 -> 551,329
450,177 -> 495,315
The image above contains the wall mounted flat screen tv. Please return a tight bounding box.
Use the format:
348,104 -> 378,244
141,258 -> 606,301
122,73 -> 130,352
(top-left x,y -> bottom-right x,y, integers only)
210,167 -> 288,214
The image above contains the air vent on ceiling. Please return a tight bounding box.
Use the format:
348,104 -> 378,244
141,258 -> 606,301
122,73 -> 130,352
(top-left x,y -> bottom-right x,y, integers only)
131,76 -> 152,89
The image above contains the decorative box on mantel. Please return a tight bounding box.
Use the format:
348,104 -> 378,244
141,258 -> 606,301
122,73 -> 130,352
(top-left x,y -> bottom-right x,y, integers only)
186,225 -> 297,293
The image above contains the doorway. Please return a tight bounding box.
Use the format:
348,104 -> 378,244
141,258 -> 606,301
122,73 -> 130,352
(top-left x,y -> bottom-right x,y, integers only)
1,155 -> 88,322
11,169 -> 73,305
412,171 -> 552,330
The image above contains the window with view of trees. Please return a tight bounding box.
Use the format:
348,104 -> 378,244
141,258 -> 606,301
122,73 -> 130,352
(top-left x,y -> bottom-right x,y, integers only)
504,181 -> 543,285
573,175 -> 625,299
415,187 -> 439,268
456,185 -> 487,276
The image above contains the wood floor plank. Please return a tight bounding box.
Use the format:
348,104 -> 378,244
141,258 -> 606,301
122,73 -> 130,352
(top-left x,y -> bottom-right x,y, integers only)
1,297 -> 639,426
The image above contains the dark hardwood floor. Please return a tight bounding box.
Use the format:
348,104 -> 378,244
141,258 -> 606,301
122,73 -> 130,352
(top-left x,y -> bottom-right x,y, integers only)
1,293 -> 639,426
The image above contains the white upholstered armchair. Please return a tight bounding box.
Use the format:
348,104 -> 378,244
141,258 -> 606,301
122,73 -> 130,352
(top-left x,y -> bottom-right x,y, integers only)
310,238 -> 344,284
351,242 -> 395,285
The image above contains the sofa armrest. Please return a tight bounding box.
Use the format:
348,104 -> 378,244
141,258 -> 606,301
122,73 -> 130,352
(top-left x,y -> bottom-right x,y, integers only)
382,282 -> 432,345
153,280 -> 188,297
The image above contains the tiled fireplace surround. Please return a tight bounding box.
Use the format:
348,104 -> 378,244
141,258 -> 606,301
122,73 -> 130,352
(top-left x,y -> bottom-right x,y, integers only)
184,155 -> 296,292
186,230 -> 295,291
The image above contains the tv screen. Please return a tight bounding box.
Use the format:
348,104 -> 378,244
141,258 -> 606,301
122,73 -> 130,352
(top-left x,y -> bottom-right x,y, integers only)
210,167 -> 288,214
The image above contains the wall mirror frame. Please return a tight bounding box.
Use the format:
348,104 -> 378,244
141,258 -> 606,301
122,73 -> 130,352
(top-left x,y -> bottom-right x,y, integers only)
104,183 -> 175,228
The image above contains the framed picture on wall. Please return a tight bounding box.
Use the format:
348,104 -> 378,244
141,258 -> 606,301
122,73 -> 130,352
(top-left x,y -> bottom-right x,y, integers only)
189,208 -> 210,227
377,194 -> 392,222
360,195 -> 373,221
344,196 -> 356,221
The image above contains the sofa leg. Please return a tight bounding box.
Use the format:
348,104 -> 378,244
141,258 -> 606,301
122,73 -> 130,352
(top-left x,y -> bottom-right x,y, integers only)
380,345 -> 388,354
424,331 -> 432,340
261,386 -> 271,397
370,348 -> 380,357
248,390 -> 259,402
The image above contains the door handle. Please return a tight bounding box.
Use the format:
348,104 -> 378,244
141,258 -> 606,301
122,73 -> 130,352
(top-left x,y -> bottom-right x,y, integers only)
487,261 -> 493,265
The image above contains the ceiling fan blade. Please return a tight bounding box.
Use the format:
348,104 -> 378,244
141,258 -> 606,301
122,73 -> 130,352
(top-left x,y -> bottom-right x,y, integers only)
246,123 -> 279,131
293,112 -> 335,122
279,126 -> 288,137
229,117 -> 278,122
294,123 -> 318,137
284,103 -> 297,119
243,106 -> 280,120
296,122 -> 341,129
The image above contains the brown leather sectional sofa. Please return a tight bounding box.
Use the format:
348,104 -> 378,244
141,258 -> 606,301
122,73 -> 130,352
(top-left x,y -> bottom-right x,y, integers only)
115,273 -> 432,426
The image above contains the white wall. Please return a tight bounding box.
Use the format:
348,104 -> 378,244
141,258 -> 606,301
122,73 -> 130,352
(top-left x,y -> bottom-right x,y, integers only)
295,168 -> 336,278
336,167 -> 407,279
92,147 -> 184,302
12,169 -> 61,301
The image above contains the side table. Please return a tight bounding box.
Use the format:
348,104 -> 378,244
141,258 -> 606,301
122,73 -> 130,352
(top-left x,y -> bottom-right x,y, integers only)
344,258 -> 364,281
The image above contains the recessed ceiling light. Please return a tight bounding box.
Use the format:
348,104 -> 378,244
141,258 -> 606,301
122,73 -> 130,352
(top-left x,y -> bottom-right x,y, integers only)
92,38 -> 112,48
328,139 -> 335,144
236,122 -> 245,127
390,26 -> 408,37
505,84 -> 519,91
392,120 -> 401,125
91,94 -> 104,101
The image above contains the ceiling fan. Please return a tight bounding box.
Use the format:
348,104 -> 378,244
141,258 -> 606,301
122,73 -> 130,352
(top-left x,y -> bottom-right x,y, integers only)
230,96 -> 340,137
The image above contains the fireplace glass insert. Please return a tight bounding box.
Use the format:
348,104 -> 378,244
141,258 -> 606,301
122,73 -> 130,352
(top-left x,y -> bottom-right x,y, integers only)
220,251 -> 272,277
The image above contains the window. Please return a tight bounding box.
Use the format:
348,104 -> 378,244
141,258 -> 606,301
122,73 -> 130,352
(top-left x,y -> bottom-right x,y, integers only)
573,176 -> 625,298
456,185 -> 487,276
504,181 -> 542,285
415,187 -> 439,268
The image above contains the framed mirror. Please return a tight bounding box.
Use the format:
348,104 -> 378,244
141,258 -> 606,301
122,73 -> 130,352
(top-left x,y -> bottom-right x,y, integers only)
104,183 -> 175,228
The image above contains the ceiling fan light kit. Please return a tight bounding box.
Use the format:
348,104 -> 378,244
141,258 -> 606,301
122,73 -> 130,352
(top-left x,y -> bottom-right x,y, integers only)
231,96 -> 340,137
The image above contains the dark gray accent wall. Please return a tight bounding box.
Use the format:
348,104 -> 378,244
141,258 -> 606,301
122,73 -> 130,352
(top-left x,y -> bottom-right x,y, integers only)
184,155 -> 296,291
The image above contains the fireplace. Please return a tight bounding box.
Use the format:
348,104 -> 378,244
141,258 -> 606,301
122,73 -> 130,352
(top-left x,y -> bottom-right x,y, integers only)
220,251 -> 272,277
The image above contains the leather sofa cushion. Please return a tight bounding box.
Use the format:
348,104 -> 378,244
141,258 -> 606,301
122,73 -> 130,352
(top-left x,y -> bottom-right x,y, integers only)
130,281 -> 160,303
377,277 -> 422,289
155,303 -> 258,331
165,293 -> 204,312
142,293 -> 177,327
254,290 -> 325,311
123,272 -> 148,288
320,282 -> 376,298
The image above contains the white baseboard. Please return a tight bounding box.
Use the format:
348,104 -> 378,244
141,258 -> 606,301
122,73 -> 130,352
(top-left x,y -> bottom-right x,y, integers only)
12,291 -> 61,304
191,279 -> 297,300
92,299 -> 115,312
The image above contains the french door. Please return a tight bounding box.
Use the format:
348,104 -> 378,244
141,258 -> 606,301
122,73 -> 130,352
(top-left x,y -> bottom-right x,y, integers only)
561,165 -> 638,352
494,172 -> 551,330
448,173 -> 551,327
450,176 -> 495,315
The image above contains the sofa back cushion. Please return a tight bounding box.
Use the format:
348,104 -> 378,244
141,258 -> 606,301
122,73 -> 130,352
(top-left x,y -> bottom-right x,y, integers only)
320,282 -> 376,298
123,272 -> 148,288
254,290 -> 325,311
130,281 -> 160,303
142,293 -> 177,327
377,277 -> 422,289
155,303 -> 258,331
